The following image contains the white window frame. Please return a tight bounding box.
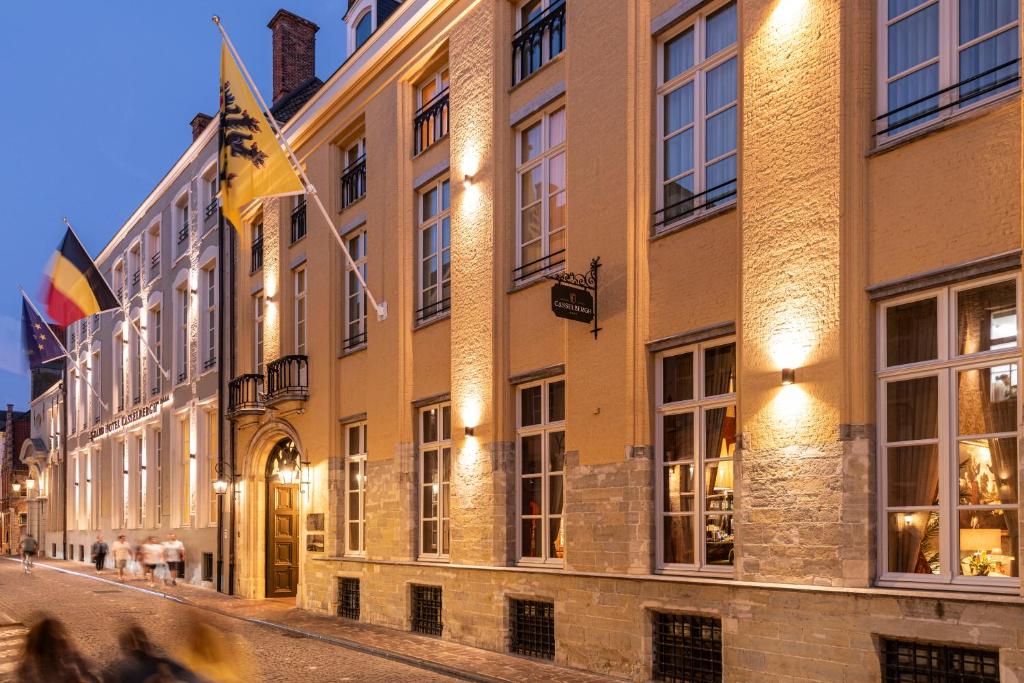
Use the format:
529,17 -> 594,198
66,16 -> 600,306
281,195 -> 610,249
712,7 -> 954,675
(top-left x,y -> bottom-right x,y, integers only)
516,376 -> 566,565
90,350 -> 100,423
149,306 -> 162,396
655,0 -> 738,233
113,330 -> 125,412
345,422 -> 367,557
136,433 -> 146,528
254,294 -> 265,375
876,274 -> 1022,593
175,192 -> 190,258
876,0 -> 1020,138
417,178 -> 451,321
345,230 -> 368,349
120,440 -> 130,529
515,104 -> 567,283
654,338 -> 737,575
294,265 -> 307,355
153,427 -> 163,521
131,316 -> 142,405
177,286 -> 189,385
418,403 -> 451,561
348,0 -> 375,53
204,264 -> 217,369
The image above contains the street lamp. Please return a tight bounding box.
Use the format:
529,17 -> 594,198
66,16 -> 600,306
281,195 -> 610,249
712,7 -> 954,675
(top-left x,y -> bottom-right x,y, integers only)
25,479 -> 35,491
11,483 -> 20,493
277,463 -> 296,485
213,462 -> 239,496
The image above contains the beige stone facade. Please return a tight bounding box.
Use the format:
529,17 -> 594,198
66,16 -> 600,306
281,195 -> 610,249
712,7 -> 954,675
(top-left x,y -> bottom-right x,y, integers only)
223,1 -> 1024,680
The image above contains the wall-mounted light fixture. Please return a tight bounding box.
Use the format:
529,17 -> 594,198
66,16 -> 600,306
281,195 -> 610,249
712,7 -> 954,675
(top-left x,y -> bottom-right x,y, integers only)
213,461 -> 240,496
464,426 -> 475,437
462,174 -> 474,189
781,368 -> 796,385
25,479 -> 35,491
11,483 -> 20,493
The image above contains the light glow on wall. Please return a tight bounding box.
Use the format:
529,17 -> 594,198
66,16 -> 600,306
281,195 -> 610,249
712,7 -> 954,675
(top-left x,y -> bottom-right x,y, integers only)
768,318 -> 814,371
767,0 -> 809,42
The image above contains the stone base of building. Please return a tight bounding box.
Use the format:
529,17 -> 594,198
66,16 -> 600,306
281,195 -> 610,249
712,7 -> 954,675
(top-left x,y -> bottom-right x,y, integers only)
300,558 -> 1024,681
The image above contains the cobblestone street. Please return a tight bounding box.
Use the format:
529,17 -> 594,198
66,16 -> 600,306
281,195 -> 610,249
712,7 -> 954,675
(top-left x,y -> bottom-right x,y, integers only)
0,559 -> 459,682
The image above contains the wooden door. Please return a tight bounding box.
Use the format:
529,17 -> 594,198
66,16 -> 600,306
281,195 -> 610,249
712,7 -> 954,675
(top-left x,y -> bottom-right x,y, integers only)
266,482 -> 299,597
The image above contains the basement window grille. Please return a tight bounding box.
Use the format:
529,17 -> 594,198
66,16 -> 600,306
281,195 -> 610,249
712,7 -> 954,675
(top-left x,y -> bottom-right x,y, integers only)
509,599 -> 554,660
652,612 -> 722,683
880,638 -> 999,683
202,553 -> 214,582
411,585 -> 443,636
338,578 -> 360,620
78,545 -> 84,562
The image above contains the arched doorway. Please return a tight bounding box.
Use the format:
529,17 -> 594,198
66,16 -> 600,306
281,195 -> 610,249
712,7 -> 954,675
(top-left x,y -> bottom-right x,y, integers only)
265,439 -> 300,598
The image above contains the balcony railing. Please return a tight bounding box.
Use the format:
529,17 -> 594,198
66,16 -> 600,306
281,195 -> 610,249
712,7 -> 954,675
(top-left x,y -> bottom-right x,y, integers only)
414,89 -> 449,156
266,355 -> 309,402
131,270 -> 140,292
203,357 -> 217,370
415,297 -> 450,324
291,201 -> 307,243
343,331 -> 367,352
178,223 -> 189,244
227,373 -> 266,417
875,58 -> 1020,138
205,198 -> 219,219
251,237 -> 264,273
341,155 -> 367,209
652,178 -> 737,230
513,248 -> 566,285
512,0 -> 566,85
150,252 -> 160,279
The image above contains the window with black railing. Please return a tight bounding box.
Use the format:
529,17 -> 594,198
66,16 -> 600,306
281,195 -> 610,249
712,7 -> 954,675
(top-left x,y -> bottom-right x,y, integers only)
652,180 -> 737,231
150,252 -> 160,280
131,270 -> 140,289
266,355 -> 308,400
413,89 -> 449,156
205,198 -> 218,219
250,237 -> 263,273
343,331 -> 367,352
290,199 -> 307,243
178,223 -> 189,245
228,373 -> 265,414
410,585 -> 443,637
513,249 -> 565,286
652,613 -> 722,683
880,638 -> 999,683
341,155 -> 367,209
513,0 -> 566,85
338,578 -> 360,620
509,599 -> 555,660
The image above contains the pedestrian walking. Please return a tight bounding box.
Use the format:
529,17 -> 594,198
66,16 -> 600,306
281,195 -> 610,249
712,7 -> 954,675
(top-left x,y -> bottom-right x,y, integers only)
111,535 -> 133,583
16,616 -> 100,682
102,624 -> 201,683
162,533 -> 186,586
20,534 -> 38,574
174,620 -> 257,682
90,535 -> 108,574
138,536 -> 164,588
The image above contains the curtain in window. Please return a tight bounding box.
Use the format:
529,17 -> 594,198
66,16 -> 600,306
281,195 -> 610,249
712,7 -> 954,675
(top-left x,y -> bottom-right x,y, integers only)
887,4 -> 940,129
975,370 -> 1019,576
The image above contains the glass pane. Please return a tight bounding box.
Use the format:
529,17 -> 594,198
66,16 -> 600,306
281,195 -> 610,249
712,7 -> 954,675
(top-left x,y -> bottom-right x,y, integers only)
664,28 -> 694,81
548,153 -> 565,195
886,376 -> 939,442
663,353 -> 694,404
886,298 -> 938,365
960,29 -> 1021,105
521,241 -> 542,271
663,516 -> 695,565
705,405 -> 737,460
959,509 -> 1019,577
521,435 -> 543,478
548,109 -> 566,147
423,449 -> 438,484
887,511 -> 941,574
441,180 -> 450,210
888,5 -> 939,76
442,407 -> 451,441
704,343 -> 736,396
422,482 -> 438,519
705,461 -> 734,501
421,188 -> 437,221
422,408 -> 438,443
549,517 -> 565,559
521,476 -> 542,516
887,445 -> 940,506
705,3 -> 737,57
959,0 -> 1018,44
522,518 -> 542,559
706,156 -> 737,203
959,438 -> 1018,505
887,63 -> 940,132
706,57 -> 737,114
549,432 -> 565,472
705,512 -> 734,566
521,205 -> 542,248
348,491 -> 359,516
705,107 -> 736,162
663,464 -> 695,512
422,521 -> 438,555
663,176 -> 695,223
890,0 -> 930,19
521,165 -> 543,207
957,366 -> 1017,435
348,522 -> 360,551
958,281 -> 1017,354
664,82 -> 694,135
548,380 -> 565,422
664,129 -> 695,180
347,461 -> 361,489
549,191 -> 567,233
549,474 -> 563,516
521,122 -> 542,162
663,413 -> 695,462
521,386 -> 542,426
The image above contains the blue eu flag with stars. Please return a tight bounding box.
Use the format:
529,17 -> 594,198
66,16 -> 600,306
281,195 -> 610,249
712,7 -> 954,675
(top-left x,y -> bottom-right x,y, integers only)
21,296 -> 64,370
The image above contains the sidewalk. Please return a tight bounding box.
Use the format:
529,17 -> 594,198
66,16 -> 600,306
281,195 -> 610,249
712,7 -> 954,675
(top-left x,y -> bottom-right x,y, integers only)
26,559 -> 619,683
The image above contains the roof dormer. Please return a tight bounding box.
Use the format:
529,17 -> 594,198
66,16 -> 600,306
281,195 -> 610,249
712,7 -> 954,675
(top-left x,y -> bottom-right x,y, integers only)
344,0 -> 403,54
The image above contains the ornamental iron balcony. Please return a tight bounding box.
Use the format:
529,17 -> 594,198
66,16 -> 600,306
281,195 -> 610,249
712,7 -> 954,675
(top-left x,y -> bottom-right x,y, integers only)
341,155 -> 367,209
413,89 -> 449,156
513,248 -> 566,285
250,237 -> 264,273
266,355 -> 309,403
205,198 -> 219,219
227,373 -> 266,417
291,201 -> 307,243
652,178 -> 737,231
512,0 -> 565,85
415,297 -> 450,324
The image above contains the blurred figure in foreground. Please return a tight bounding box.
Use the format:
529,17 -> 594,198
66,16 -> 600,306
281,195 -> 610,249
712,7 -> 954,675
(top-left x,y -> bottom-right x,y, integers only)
16,616 -> 99,682
102,624 -> 201,683
175,620 -> 257,682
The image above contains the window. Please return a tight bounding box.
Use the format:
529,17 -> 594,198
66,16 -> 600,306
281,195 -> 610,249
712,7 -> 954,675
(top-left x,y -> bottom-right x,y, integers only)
150,306 -> 161,395
204,170 -> 219,220
131,320 -> 142,404
254,294 -> 265,375
294,266 -> 307,355
137,434 -> 146,528
345,423 -> 367,555
113,331 -> 125,412
129,245 -> 141,295
878,277 -> 1020,588
419,403 -> 451,559
177,286 -> 189,384
513,0 -> 566,84
148,224 -> 161,280
69,370 -> 78,433
880,638 -> 999,682
341,139 -> 367,209
206,408 -> 218,526
354,10 -> 373,50
344,230 -> 368,350
517,377 -> 566,563
655,339 -> 737,572
204,266 -> 217,369
652,613 -> 723,682
91,350 -> 100,421
154,428 -> 163,520
251,220 -> 264,273
180,415 -> 193,528
338,577 -> 360,620
515,106 -> 566,284
175,195 -> 190,256
878,0 -> 1019,137
290,195 -> 307,243
417,179 -> 451,322
121,441 -> 129,528
414,67 -> 450,155
411,585 -> 443,636
509,599 -> 555,660
655,1 -> 737,231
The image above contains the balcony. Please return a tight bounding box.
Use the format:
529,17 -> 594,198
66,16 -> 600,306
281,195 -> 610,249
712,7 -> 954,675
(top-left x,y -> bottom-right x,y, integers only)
291,201 -> 307,243
251,237 -> 264,273
414,89 -> 449,156
513,248 -> 566,286
227,373 -> 266,418
266,355 -> 309,404
341,155 -> 367,209
512,0 -> 566,85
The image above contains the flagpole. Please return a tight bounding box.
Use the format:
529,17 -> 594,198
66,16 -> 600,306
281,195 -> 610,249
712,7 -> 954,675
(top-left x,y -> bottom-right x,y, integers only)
62,217 -> 172,381
19,287 -> 109,411
212,16 -> 388,321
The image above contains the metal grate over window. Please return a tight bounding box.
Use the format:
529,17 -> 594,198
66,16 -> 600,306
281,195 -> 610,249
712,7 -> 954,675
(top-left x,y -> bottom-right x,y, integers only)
411,585 -> 443,636
652,612 -> 722,683
338,578 -> 360,620
509,599 -> 555,660
881,638 -> 999,683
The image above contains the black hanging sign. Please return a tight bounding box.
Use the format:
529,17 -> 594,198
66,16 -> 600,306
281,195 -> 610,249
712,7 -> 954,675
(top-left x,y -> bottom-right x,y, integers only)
546,257 -> 601,338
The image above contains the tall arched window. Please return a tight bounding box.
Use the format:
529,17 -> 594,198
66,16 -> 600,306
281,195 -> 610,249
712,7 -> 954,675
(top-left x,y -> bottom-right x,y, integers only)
354,11 -> 373,50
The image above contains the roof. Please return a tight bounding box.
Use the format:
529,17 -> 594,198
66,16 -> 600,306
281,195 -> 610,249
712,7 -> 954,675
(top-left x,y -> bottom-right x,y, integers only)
271,76 -> 325,124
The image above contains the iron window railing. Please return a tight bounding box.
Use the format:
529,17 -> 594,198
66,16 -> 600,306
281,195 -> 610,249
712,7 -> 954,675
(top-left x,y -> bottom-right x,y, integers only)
265,355 -> 309,399
151,381 -> 161,396
509,599 -> 554,660
880,638 -> 999,683
341,155 -> 367,209
653,179 -> 737,230
413,89 -> 450,156
512,0 -> 566,85
338,578 -> 360,620
150,253 -> 160,279
343,331 -> 367,352
131,270 -> 140,288
250,237 -> 264,273
875,58 -> 1021,138
652,613 -> 722,683
227,374 -> 265,414
415,298 -> 450,324
203,357 -> 217,370
291,201 -> 307,243
177,371 -> 187,384
178,223 -> 189,244
410,585 -> 443,637
513,248 -> 566,285
205,198 -> 219,219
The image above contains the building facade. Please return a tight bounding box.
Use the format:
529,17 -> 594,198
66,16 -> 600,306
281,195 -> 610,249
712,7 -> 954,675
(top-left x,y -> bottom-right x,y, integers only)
0,405 -> 31,555
21,365 -> 65,558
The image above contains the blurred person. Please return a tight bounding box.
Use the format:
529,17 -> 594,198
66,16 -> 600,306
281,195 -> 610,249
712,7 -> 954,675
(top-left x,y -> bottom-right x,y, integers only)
20,534 -> 38,574
102,624 -> 201,683
162,533 -> 185,587
111,535 -> 133,583
16,615 -> 99,682
175,620 -> 257,682
138,536 -> 164,588
90,535 -> 108,574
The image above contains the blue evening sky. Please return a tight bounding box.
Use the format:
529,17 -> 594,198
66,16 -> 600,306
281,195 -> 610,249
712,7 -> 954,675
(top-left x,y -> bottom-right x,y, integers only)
0,1 -> 347,408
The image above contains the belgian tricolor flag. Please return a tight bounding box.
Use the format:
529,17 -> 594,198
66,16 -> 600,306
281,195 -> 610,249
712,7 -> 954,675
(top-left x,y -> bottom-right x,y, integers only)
43,228 -> 119,327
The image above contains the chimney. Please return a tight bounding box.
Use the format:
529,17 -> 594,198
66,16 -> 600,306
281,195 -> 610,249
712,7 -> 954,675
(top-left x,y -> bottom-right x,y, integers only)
190,113 -> 213,141
268,10 -> 319,105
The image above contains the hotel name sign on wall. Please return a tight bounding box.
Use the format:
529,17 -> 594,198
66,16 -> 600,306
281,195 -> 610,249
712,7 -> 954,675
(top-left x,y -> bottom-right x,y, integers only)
546,257 -> 602,339
90,402 -> 161,441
